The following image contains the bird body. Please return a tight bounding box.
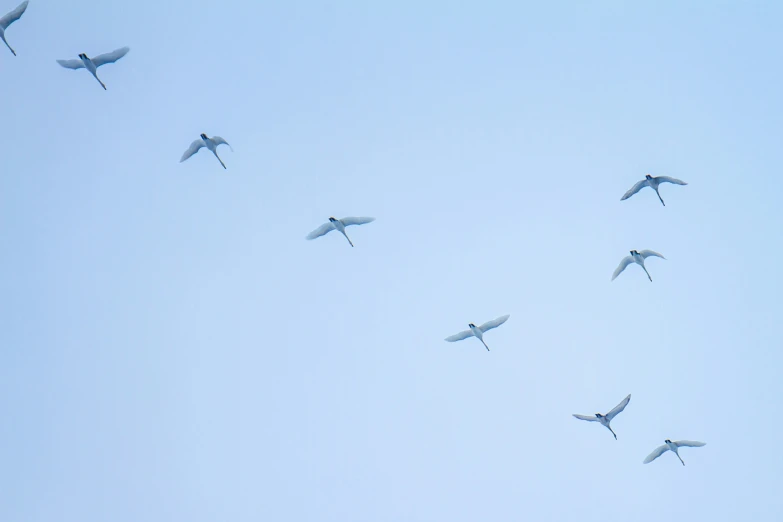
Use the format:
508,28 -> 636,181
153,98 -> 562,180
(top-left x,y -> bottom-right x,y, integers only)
306,216 -> 375,247
621,174 -> 688,206
57,46 -> 130,90
573,394 -> 631,439
612,249 -> 665,282
643,439 -> 706,466
180,133 -> 233,169
0,1 -> 28,56
444,314 -> 510,351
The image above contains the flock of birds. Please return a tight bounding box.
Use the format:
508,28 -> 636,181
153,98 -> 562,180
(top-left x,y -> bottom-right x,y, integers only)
3,0 -> 705,468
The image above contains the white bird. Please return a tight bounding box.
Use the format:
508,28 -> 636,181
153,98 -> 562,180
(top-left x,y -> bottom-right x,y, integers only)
612,249 -> 665,282
573,394 -> 631,440
621,174 -> 688,206
180,133 -> 233,169
644,439 -> 706,466
0,1 -> 28,56
444,314 -> 510,351
56,46 -> 130,90
306,216 -> 375,247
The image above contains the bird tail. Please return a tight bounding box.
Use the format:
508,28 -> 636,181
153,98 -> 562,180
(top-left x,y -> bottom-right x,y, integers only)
1,35 -> 14,56
214,151 -> 226,169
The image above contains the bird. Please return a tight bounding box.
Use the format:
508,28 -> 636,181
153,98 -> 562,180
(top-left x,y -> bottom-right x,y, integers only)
643,439 -> 706,466
444,314 -> 510,351
621,174 -> 688,206
0,1 -> 28,56
306,217 -> 375,247
572,394 -> 631,440
612,250 -> 665,282
180,134 -> 233,169
56,46 -> 130,90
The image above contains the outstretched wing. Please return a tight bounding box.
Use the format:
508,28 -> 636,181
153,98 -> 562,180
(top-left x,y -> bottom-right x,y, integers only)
445,329 -> 474,342
639,250 -> 665,260
572,414 -> 599,422
478,314 -> 510,333
92,46 -> 130,67
0,1 -> 28,30
621,179 -> 649,201
211,136 -> 233,151
57,59 -> 85,70
340,217 -> 375,227
180,140 -> 205,162
305,222 -> 335,240
605,394 -> 631,421
675,440 -> 706,448
612,256 -> 634,281
656,176 -> 687,186
643,444 -> 669,464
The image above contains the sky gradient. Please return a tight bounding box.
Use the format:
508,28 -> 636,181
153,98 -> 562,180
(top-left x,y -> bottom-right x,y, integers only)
2,1 -> 782,521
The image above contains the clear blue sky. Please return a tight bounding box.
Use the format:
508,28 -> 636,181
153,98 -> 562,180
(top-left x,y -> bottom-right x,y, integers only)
2,1 -> 782,520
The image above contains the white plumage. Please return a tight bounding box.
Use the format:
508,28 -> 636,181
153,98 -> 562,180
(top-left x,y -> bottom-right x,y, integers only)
444,314 -> 510,351
306,216 -> 375,247
0,1 -> 28,56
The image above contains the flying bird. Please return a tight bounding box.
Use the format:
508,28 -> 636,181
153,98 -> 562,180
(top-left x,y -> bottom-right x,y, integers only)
612,250 -> 665,282
573,394 -> 631,440
57,46 -> 130,90
180,134 -> 233,169
621,174 -> 688,206
306,217 -> 375,247
0,1 -> 28,56
444,314 -> 510,351
643,439 -> 706,466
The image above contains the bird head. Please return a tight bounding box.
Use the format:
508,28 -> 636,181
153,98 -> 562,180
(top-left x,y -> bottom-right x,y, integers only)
595,413 -> 603,418
665,439 -> 672,443
78,53 -> 85,59
630,250 -> 636,255
468,323 -> 476,328
200,133 -> 208,139
645,174 -> 653,180
329,217 -> 337,222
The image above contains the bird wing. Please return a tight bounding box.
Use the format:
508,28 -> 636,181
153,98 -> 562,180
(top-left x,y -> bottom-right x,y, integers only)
605,394 -> 631,421
180,140 -> 205,162
656,176 -> 687,186
0,0 -> 28,30
621,179 -> 648,200
639,250 -> 665,260
478,314 -> 510,333
444,329 -> 474,342
57,59 -> 85,70
572,414 -> 599,422
305,222 -> 335,240
340,217 -> 375,227
643,444 -> 670,464
675,440 -> 706,448
211,136 -> 233,151
612,256 -> 634,281
91,46 -> 130,67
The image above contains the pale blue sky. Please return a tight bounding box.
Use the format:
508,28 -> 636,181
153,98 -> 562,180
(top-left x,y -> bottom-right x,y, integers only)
2,1 -> 782,521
